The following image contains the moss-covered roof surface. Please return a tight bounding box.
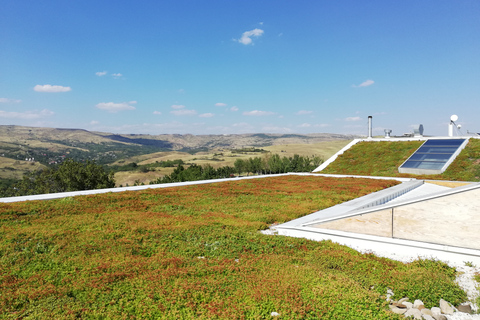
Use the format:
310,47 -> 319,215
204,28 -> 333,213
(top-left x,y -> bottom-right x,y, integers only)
320,138 -> 480,182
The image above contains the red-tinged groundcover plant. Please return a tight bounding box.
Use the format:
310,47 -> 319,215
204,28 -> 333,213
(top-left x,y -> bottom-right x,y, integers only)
321,138 -> 480,181
0,175 -> 466,319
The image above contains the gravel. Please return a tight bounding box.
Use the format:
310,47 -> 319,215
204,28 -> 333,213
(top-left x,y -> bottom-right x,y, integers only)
357,248 -> 480,319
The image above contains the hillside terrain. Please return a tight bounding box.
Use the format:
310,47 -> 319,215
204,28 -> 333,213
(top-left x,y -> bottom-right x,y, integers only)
0,125 -> 356,186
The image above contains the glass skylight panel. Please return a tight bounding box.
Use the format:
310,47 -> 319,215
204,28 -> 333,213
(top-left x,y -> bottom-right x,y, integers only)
398,139 -> 467,174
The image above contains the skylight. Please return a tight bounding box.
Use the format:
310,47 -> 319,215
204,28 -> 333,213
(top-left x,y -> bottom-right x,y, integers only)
398,139 -> 468,175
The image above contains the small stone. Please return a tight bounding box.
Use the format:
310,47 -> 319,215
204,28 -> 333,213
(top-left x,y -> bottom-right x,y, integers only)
270,311 -> 280,317
405,308 -> 422,319
439,299 -> 454,315
391,302 -> 407,309
422,315 -> 434,320
414,299 -> 425,308
386,288 -> 394,301
403,302 -> 413,309
430,307 -> 441,316
421,308 -> 433,316
398,297 -> 410,304
431,307 -> 447,320
456,304 -> 472,314
389,305 -> 407,315
417,305 -> 425,311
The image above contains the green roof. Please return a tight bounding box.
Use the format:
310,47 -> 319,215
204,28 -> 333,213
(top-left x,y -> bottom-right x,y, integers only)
320,138 -> 480,182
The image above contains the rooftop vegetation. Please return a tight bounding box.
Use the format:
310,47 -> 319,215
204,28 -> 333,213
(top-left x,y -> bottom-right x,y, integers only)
320,138 -> 480,181
0,175 -> 466,319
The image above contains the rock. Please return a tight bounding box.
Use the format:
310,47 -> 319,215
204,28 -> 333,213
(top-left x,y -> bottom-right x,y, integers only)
456,304 -> 472,314
414,299 -> 425,308
421,308 -> 433,316
430,307 -> 441,317
386,288 -> 394,301
405,308 -> 422,319
439,299 -> 454,315
403,302 -> 413,309
430,307 -> 447,320
398,297 -> 410,304
422,315 -> 434,320
391,302 -> 407,309
389,305 -> 407,315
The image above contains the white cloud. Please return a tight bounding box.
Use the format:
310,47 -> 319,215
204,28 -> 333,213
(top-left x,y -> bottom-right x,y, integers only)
171,104 -> 186,109
237,28 -> 264,45
230,106 -> 239,112
314,123 -> 331,128
199,113 -> 214,118
233,122 -> 253,128
34,84 -> 71,92
299,123 -> 311,128
0,98 -> 21,103
0,109 -> 54,119
262,126 -> 293,133
112,73 -> 123,78
96,71 -> 107,76
95,101 -> 136,113
90,120 -> 99,125
353,79 -> 374,88
170,109 -> 197,116
215,102 -> 227,107
153,111 -> 162,115
243,110 -> 275,116
345,116 -> 362,122
295,110 -> 313,115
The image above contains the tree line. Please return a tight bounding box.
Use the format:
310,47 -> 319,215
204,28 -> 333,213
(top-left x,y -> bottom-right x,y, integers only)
1,159 -> 115,197
0,154 -> 322,197
150,154 -> 322,184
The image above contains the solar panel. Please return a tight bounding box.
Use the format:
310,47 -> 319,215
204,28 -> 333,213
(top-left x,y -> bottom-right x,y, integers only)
398,139 -> 468,174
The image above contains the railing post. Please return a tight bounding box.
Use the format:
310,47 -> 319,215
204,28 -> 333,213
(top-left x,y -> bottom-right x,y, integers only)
391,208 -> 394,238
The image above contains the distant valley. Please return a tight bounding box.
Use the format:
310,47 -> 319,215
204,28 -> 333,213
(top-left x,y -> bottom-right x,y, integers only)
0,125 -> 358,186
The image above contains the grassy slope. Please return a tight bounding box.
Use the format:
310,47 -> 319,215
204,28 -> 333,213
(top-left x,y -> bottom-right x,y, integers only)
0,158 -> 46,180
0,176 -> 466,319
321,138 -> 480,181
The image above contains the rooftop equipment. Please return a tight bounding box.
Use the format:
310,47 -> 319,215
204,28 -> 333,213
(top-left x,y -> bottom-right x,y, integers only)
384,129 -> 392,138
448,115 -> 458,137
413,124 -> 424,137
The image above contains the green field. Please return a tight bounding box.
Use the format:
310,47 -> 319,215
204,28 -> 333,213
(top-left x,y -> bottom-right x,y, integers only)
0,175 -> 467,319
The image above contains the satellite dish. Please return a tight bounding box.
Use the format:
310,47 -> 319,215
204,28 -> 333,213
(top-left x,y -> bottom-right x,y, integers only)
450,114 -> 458,122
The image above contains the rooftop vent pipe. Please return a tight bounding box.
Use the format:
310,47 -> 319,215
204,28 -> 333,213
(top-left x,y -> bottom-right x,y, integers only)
384,129 -> 392,138
368,116 -> 373,138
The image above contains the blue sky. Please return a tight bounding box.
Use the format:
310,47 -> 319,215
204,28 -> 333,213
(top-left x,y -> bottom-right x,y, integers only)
1,1 -> 479,136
